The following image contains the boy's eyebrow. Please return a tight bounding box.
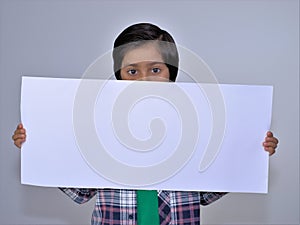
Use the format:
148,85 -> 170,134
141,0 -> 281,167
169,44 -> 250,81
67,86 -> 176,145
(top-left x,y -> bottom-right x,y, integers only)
122,61 -> 166,67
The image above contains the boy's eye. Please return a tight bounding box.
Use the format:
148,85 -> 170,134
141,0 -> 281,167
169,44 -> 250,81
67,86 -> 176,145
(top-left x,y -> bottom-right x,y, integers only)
127,69 -> 137,75
152,68 -> 161,73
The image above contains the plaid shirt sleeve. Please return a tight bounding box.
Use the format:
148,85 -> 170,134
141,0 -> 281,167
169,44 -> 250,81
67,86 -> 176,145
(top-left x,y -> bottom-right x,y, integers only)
199,192 -> 228,206
59,188 -> 98,204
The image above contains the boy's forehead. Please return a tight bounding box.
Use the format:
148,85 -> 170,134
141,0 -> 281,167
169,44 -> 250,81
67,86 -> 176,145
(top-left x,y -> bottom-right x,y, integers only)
121,43 -> 164,66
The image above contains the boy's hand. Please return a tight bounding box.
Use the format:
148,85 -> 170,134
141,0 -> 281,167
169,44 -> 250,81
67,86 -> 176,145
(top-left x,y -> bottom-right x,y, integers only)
12,123 -> 26,149
263,131 -> 279,156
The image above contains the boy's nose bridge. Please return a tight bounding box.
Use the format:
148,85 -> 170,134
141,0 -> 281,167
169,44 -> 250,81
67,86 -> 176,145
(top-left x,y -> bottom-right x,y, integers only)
140,69 -> 150,78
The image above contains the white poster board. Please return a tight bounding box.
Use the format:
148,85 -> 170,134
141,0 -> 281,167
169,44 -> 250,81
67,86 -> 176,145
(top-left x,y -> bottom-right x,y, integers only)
21,76 -> 272,193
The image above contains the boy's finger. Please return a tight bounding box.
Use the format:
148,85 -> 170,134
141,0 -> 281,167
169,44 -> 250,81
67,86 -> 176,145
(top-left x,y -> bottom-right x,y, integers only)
265,147 -> 275,156
265,137 -> 279,144
15,140 -> 23,149
264,142 -> 277,148
14,128 -> 25,135
12,133 -> 26,141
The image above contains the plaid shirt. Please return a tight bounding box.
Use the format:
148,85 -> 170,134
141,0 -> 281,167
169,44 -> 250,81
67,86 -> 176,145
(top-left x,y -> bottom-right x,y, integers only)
60,188 -> 227,225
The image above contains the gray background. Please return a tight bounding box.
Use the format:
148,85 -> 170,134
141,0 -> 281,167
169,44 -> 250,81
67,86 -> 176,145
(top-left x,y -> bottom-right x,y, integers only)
0,0 -> 299,224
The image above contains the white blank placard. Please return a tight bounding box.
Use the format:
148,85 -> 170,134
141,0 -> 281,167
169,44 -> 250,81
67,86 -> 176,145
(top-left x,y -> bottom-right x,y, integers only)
21,76 -> 272,193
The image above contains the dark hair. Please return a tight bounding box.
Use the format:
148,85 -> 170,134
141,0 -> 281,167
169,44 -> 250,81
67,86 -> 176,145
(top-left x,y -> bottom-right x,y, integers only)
113,23 -> 179,82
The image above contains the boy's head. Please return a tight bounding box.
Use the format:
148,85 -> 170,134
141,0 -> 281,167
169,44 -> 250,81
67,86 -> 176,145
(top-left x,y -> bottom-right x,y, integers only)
113,23 -> 179,82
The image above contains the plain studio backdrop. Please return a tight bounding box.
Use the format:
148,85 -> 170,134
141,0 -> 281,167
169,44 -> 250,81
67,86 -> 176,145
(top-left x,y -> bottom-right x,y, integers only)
0,0 -> 299,224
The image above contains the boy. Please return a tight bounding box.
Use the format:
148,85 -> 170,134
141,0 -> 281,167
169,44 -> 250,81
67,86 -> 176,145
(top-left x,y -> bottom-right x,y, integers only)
13,23 -> 279,225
